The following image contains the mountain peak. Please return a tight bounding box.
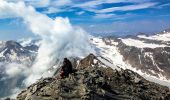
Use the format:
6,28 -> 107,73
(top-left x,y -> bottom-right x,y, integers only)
77,53 -> 97,68
5,41 -> 22,49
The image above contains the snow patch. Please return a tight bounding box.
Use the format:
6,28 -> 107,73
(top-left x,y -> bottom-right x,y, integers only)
97,56 -> 120,70
138,32 -> 170,42
121,38 -> 168,48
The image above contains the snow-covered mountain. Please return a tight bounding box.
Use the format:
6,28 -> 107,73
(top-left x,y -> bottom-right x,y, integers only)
90,29 -> 170,86
0,40 -> 38,98
0,40 -> 38,65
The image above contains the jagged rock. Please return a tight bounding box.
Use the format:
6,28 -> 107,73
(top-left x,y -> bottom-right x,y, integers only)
77,54 -> 97,69
16,54 -> 170,100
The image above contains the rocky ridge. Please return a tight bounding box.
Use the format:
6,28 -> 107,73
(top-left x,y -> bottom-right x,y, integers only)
15,54 -> 170,100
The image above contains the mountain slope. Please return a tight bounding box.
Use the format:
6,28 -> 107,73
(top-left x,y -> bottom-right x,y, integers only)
118,30 -> 170,80
90,30 -> 170,86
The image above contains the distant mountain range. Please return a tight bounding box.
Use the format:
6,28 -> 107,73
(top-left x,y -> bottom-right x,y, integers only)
0,29 -> 170,99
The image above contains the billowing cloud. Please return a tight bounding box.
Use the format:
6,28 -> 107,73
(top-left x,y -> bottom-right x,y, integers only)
0,0 -> 94,97
5,63 -> 28,78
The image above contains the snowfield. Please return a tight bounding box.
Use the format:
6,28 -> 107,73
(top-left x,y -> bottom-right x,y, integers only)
121,38 -> 168,48
138,32 -> 170,42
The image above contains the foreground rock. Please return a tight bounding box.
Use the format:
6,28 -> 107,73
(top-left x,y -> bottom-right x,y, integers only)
16,54 -> 170,100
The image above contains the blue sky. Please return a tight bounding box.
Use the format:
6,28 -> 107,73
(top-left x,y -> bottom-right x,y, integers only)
0,0 -> 170,40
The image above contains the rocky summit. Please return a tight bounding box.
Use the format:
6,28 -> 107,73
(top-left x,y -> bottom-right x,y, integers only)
15,54 -> 170,100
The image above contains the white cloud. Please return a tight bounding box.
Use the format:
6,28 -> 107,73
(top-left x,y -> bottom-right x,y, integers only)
93,13 -> 138,19
75,0 -> 126,8
51,0 -> 72,7
5,63 -> 29,78
43,7 -> 64,14
89,25 -> 95,27
94,13 -> 115,19
76,11 -> 85,15
6,0 -> 50,7
9,87 -> 22,98
97,2 -> 158,13
157,3 -> 170,9
26,0 -> 50,7
5,0 -> 73,14
74,0 -> 155,13
0,1 -> 19,18
0,0 -> 159,17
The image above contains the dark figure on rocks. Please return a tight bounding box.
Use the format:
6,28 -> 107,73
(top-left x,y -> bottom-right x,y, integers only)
60,58 -> 73,78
